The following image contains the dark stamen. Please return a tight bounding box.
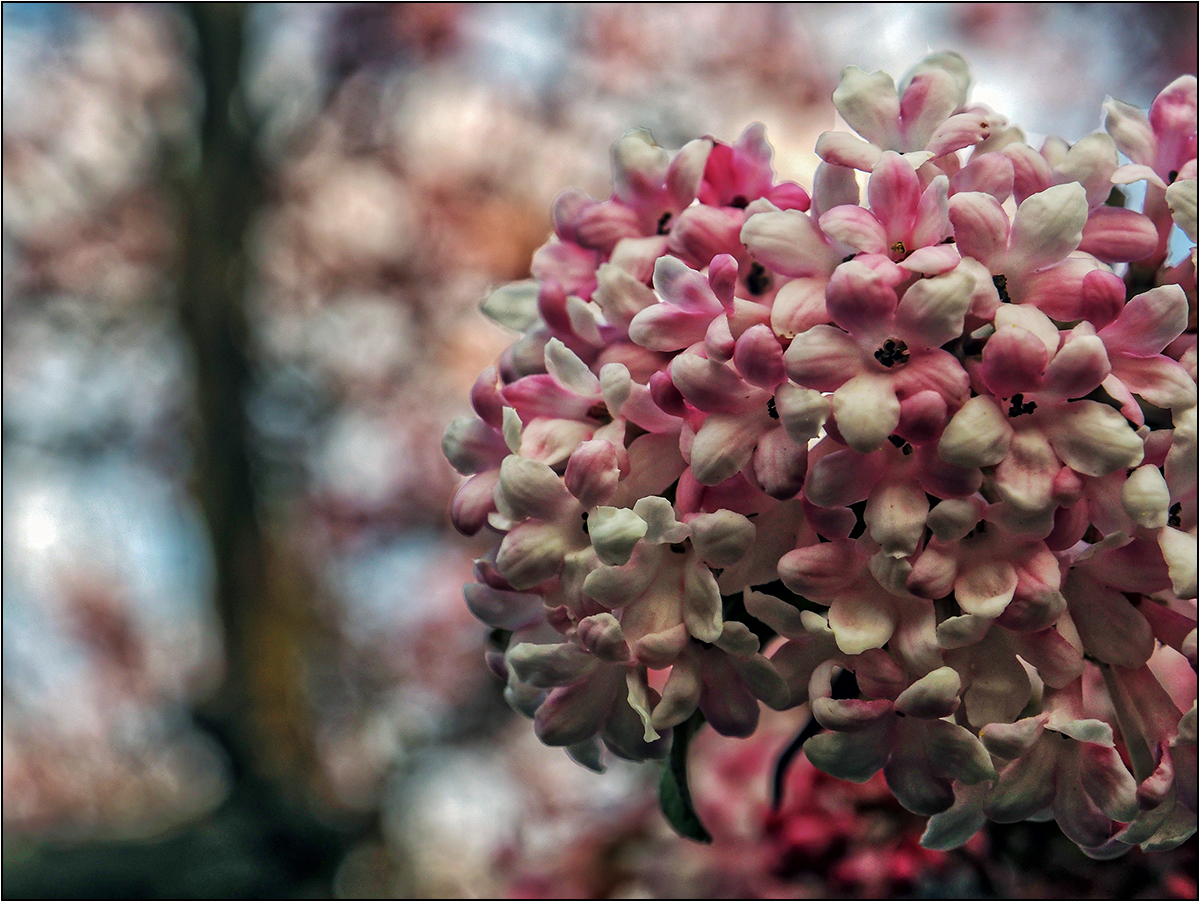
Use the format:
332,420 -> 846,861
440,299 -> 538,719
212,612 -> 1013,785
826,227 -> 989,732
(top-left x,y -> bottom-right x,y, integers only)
873,338 -> 910,368
1169,170 -> 1179,184
1007,393 -> 1037,417
766,396 -> 779,420
731,195 -> 749,209
887,434 -> 905,448
993,274 -> 1010,303
669,542 -> 688,554
657,211 -> 672,235
581,511 -> 589,534
1168,502 -> 1182,528
587,402 -> 613,424
890,240 -> 907,258
747,262 -> 771,295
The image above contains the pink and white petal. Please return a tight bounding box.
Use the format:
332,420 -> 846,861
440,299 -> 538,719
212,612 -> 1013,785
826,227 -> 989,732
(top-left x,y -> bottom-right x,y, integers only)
923,719 -> 999,784
591,263 -> 657,331
651,658 -> 702,731
950,152 -> 1015,203
907,541 -> 959,601
815,130 -> 885,171
912,174 -> 953,246
811,161 -> 863,218
1160,527 -> 1198,599
891,349 -> 971,407
869,151 -> 922,241
632,496 -> 690,546
497,521 -> 569,590
621,431 -> 689,500
985,741 -> 1058,822
582,551 -> 659,608
653,254 -> 723,314
733,323 -> 786,390
825,260 -> 899,338
752,426 -> 808,499
1078,206 -> 1160,263
545,337 -> 601,396
894,268 -> 975,349
948,191 -> 1009,268
682,560 -> 723,643
1045,400 -> 1145,477
1122,464 -> 1171,529
828,591 -> 898,654
698,654 -> 760,737
992,427 -> 1060,517
609,235 -> 669,284
926,111 -> 999,157
894,666 -> 961,718
770,277 -> 831,340
507,641 -> 598,689
1080,269 -> 1128,330
897,389 -> 949,443
611,129 -> 670,206
804,723 -> 893,782
832,66 -> 902,147
939,396 -> 1013,468
783,324 -> 866,391
442,416 -> 509,475
1003,142 -> 1054,203
1148,75 -> 1198,168
955,557 -> 1018,618
688,509 -> 756,567
1112,162 -> 1169,189
865,480 -> 929,558
667,200 -> 739,266
1004,183 -> 1089,273
982,715 -> 1049,759
1078,744 -> 1140,822
922,782 -> 991,851
1166,178 -> 1198,243
981,325 -> 1049,398
1053,762 -> 1120,850
451,470 -> 501,536
1054,132 -> 1119,209
1064,574 -> 1155,667
1103,96 -> 1156,167
496,455 -> 574,521
743,589 -> 810,639
899,67 -> 964,148
576,613 -> 633,664
464,583 -> 546,631
1007,625 -> 1083,689
1012,255 -> 1103,321
689,412 -> 762,486
516,417 -> 595,468
1099,284 -> 1189,357
778,539 -> 863,601
670,352 -> 755,413
774,383 -> 830,446
804,446 -> 886,508
900,243 -> 962,276
818,204 -> 889,255
628,302 -> 718,352
588,506 -> 649,566
832,374 -> 902,454
534,677 -> 616,747
741,209 -> 842,278
602,685 -> 671,760
666,137 -> 714,211
1042,329 -> 1111,399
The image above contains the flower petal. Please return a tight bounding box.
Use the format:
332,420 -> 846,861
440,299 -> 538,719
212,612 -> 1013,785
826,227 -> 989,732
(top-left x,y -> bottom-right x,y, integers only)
831,374 -> 902,454
1004,183 -> 1088,273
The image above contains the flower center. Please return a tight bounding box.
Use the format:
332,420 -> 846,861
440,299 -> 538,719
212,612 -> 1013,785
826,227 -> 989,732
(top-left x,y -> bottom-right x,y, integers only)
993,274 -> 1010,303
746,262 -> 771,295
766,396 -> 779,419
874,338 -> 909,368
657,211 -> 672,235
890,240 -> 907,259
1007,393 -> 1037,417
1168,502 -> 1182,528
887,434 -> 914,455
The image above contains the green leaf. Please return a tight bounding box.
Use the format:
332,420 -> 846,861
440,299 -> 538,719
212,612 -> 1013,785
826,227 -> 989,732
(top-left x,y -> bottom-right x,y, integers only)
658,711 -> 712,843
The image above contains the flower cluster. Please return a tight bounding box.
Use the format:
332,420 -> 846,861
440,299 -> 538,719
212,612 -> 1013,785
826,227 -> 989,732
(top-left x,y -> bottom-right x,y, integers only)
444,52 -> 1198,856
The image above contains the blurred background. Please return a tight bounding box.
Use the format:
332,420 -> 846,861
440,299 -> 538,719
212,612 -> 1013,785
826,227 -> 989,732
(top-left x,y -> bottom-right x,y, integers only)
1,3 -> 1196,898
